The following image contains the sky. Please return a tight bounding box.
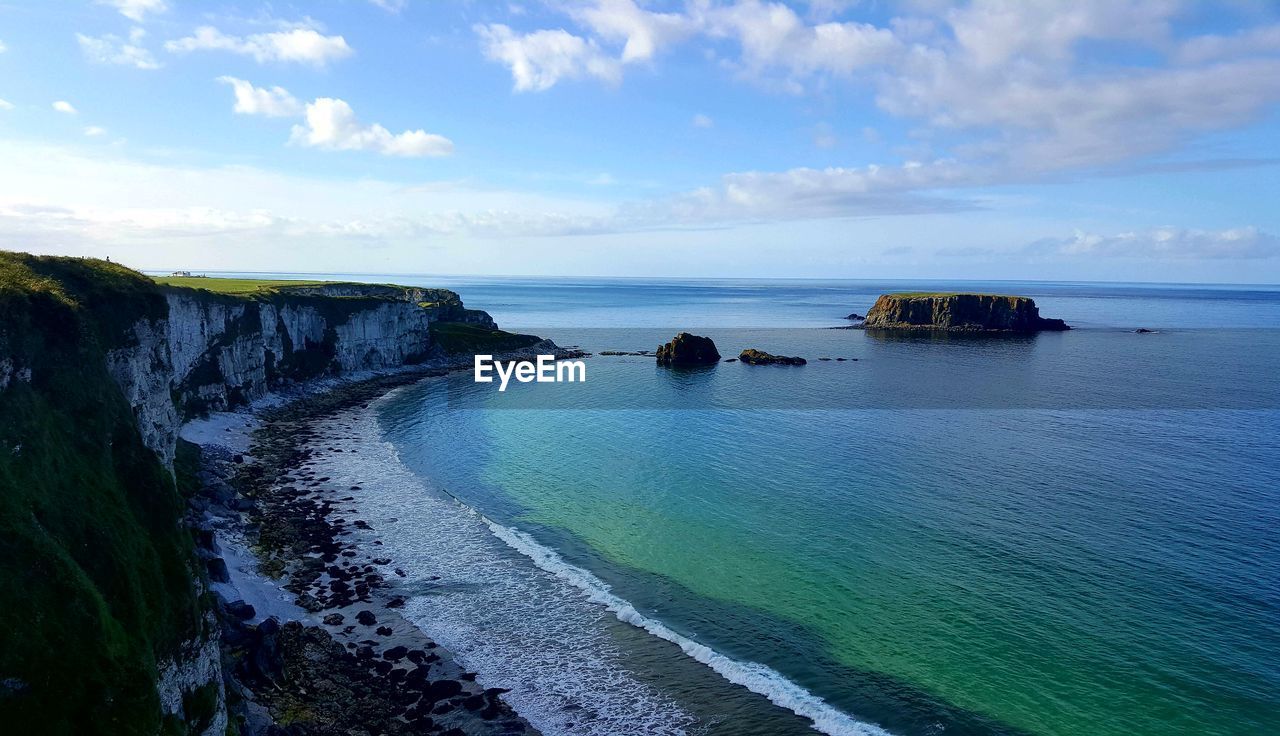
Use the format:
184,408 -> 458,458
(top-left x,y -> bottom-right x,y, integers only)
1,0 -> 1280,282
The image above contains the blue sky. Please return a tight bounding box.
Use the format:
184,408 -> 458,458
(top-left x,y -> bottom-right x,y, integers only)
2,0 -> 1280,282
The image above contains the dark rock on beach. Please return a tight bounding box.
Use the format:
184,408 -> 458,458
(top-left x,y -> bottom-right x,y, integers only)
739,349 -> 806,366
656,332 -> 721,365
224,599 -> 256,620
206,557 -> 230,583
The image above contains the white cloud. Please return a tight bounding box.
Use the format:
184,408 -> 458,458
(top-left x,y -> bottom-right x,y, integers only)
692,113 -> 714,128
52,101 -> 77,115
369,0 -> 409,12
165,26 -> 353,66
289,98 -> 454,157
478,1 -> 1280,186
570,0 -> 694,63
217,76 -> 303,117
1028,227 -> 1280,260
96,0 -> 167,22
0,99 -> 13,111
83,126 -> 108,137
77,28 -> 161,70
944,0 -> 1177,70
0,40 -> 7,53
697,0 -> 903,79
0,141 -> 616,271
642,158 -> 978,223
476,24 -> 621,91
1176,23 -> 1280,64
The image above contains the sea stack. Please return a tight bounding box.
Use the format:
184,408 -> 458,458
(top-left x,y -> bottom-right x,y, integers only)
862,293 -> 1069,332
656,332 -> 721,365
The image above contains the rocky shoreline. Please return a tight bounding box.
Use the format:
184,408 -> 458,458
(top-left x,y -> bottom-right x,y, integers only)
187,371 -> 540,736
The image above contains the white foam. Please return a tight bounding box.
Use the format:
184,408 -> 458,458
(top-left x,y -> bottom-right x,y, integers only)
486,522 -> 893,736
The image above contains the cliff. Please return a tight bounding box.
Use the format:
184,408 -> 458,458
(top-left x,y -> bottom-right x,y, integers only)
0,252 -> 517,734
862,293 -> 1069,332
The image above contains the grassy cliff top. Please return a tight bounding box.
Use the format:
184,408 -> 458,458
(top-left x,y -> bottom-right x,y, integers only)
887,292 -> 1027,299
151,274 -> 467,309
151,275 -> 333,293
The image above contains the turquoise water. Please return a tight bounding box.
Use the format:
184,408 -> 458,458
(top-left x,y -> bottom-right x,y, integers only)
366,278 -> 1279,735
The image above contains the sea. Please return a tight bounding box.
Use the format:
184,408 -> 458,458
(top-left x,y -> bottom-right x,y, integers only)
178,274 -> 1280,736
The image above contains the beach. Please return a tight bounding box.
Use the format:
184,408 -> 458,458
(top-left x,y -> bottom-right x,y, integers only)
184,371 -> 538,736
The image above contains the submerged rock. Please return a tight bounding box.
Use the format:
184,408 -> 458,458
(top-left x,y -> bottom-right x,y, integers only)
738,349 -> 807,365
862,293 -> 1069,332
655,332 -> 721,366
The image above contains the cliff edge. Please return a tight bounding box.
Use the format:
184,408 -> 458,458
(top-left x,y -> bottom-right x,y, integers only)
862,293 -> 1069,332
0,252 -> 528,734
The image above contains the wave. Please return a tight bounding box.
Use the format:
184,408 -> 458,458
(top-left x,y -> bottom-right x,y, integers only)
485,522 -> 893,736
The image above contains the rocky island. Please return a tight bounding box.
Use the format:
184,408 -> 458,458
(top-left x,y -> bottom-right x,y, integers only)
656,332 -> 721,365
861,293 -> 1069,332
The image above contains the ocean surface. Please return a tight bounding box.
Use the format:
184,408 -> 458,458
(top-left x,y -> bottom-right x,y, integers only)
192,273 -> 1280,735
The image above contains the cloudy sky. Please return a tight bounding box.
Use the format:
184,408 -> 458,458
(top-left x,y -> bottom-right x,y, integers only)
1,0 -> 1279,281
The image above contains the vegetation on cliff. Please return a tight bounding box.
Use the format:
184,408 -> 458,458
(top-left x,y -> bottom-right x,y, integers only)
862,293 -> 1069,332
427,321 -> 542,355
0,253 -> 205,733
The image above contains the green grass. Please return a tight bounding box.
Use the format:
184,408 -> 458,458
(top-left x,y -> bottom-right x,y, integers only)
0,252 -> 205,734
429,321 -> 542,355
151,276 -> 332,294
888,292 -> 1025,299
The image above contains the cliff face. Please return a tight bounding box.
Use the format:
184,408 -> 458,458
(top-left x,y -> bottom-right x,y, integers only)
103,282 -> 495,465
862,293 -> 1069,332
0,253 -> 503,735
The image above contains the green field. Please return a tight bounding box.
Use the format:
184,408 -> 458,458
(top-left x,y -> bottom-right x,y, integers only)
151,275 -> 332,294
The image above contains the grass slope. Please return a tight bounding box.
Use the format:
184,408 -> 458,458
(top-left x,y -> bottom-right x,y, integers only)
428,321 -> 542,355
0,253 -> 205,734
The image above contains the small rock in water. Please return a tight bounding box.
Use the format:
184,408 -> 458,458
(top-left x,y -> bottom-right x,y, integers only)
739,348 -> 806,366
376,626 -> 393,636
322,613 -> 345,625
356,610 -> 378,626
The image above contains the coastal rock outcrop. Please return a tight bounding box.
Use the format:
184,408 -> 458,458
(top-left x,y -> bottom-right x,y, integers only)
739,349 -> 807,365
656,332 -> 721,365
862,293 -> 1069,332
